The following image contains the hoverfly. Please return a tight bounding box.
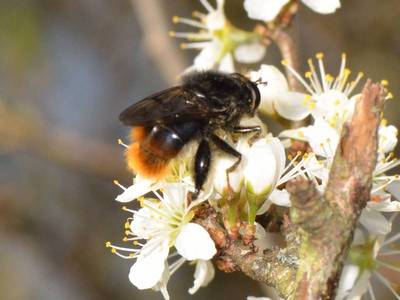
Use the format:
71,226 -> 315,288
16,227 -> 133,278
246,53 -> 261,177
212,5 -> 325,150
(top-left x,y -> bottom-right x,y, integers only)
119,71 -> 264,198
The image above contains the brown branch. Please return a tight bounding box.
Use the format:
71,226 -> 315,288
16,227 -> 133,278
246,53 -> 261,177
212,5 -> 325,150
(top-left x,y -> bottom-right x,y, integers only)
130,0 -> 186,84
289,80 -> 385,300
270,30 -> 303,92
194,206 -> 298,298
0,104 -> 127,179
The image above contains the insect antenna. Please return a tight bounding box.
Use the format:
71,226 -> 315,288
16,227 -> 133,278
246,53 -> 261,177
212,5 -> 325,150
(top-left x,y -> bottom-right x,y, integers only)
254,77 -> 268,86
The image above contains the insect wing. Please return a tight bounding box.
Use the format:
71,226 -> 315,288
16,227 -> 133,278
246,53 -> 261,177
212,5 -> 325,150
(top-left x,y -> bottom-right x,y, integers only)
119,86 -> 209,126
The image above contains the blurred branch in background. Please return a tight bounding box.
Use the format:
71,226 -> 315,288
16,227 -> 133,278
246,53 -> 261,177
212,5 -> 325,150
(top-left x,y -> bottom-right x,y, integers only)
130,0 -> 187,83
0,102 -> 126,179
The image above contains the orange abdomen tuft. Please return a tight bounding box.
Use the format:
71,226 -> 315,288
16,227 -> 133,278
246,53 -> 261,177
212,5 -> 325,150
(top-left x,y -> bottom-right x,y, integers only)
130,126 -> 149,142
125,142 -> 169,179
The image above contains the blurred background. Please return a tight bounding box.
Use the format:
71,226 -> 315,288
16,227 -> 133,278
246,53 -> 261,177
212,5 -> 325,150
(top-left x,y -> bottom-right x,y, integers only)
0,0 -> 399,299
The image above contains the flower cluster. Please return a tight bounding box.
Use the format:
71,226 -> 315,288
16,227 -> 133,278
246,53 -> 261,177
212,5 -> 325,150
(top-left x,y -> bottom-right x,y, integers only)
109,0 -> 400,299
252,53 -> 399,299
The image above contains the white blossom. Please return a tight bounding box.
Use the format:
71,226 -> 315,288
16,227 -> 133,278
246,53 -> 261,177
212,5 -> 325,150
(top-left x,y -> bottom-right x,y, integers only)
278,53 -> 365,121
278,56 -> 400,210
336,216 -> 400,300
244,0 -> 341,22
108,183 -> 216,299
170,0 -> 266,72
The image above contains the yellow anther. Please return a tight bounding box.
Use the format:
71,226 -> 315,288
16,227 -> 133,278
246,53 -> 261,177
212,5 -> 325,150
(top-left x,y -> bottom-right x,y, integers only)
113,179 -> 119,185
380,118 -> 388,126
168,31 -> 176,37
344,68 -> 351,75
381,79 -> 389,86
386,92 -> 394,100
325,74 -> 334,82
124,221 -> 130,229
180,43 -> 188,49
105,241 -> 111,248
172,16 -> 180,23
123,237 -> 128,242
341,52 -> 347,60
129,253 -> 136,258
305,71 -> 312,78
125,230 -> 131,236
111,248 -> 117,254
122,206 -> 127,211
358,71 -> 364,78
281,59 -> 288,66
335,99 -> 341,106
133,241 -> 139,246
316,52 -> 324,59
309,102 -> 316,110
298,131 -> 305,138
287,154 -> 293,160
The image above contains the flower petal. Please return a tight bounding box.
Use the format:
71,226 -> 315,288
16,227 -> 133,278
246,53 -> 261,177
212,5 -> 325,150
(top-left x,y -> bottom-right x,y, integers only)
269,188 -> 291,207
192,40 -> 221,70
312,90 -> 349,120
302,118 -> 339,158
388,181 -> 400,200
301,0 -> 341,14
162,183 -> 187,211
204,2 -> 225,30
359,208 -> 392,235
188,260 -> 215,294
269,135 -> 286,180
247,297 -> 271,300
250,65 -> 289,116
274,92 -> 311,121
346,270 -> 371,299
175,223 -> 216,260
244,0 -> 289,21
234,42 -> 266,64
219,53 -> 235,73
130,207 -> 163,239
336,264 -> 360,300
256,199 -> 271,215
243,138 -> 278,195
129,239 -> 169,289
152,262 -> 171,300
378,124 -> 398,154
115,178 -> 157,203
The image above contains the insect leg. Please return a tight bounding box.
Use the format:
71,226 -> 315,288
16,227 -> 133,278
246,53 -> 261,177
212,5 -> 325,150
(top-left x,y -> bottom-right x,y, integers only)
233,126 -> 261,143
232,126 -> 261,134
210,134 -> 242,194
210,134 -> 242,172
193,139 -> 211,199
